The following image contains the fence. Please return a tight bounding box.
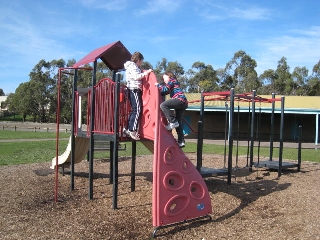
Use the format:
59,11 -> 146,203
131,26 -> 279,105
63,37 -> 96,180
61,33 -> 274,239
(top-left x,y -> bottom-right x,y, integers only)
0,123 -> 72,133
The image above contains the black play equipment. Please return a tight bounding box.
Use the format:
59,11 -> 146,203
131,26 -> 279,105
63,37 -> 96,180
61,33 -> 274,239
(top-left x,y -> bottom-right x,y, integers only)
196,89 -> 302,183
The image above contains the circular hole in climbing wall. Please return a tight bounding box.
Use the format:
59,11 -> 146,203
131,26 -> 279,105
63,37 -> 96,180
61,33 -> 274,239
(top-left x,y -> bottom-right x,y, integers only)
141,108 -> 151,128
181,157 -> 192,174
142,88 -> 151,107
189,181 -> 205,199
163,171 -> 184,191
170,203 -> 177,211
164,194 -> 189,216
164,146 -> 177,165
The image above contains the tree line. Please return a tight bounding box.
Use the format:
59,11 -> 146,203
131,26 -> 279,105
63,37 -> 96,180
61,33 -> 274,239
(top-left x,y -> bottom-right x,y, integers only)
1,50 -> 320,123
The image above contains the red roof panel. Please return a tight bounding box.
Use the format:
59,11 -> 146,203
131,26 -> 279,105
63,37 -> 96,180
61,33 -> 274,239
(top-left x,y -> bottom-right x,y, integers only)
73,41 -> 131,70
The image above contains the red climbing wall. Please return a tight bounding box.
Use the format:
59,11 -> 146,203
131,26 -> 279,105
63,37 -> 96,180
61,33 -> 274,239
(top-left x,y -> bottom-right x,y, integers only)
139,72 -> 212,227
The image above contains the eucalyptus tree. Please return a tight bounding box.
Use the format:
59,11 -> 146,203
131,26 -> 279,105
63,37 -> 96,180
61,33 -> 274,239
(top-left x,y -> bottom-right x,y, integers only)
165,61 -> 185,78
275,57 -> 292,95
72,62 -> 95,124
259,69 -> 277,94
153,58 -> 168,80
141,61 -> 153,71
216,68 -> 233,91
292,66 -> 309,96
150,58 -> 186,91
152,58 -> 184,80
224,50 -> 260,93
52,59 -> 98,124
0,89 -> 4,96
58,62 -> 74,123
96,61 -> 113,82
75,62 -> 93,87
47,59 -> 72,123
178,72 -> 190,93
187,61 -> 219,93
28,59 -> 57,122
312,60 -> 320,78
10,82 -> 33,122
306,60 -> 320,96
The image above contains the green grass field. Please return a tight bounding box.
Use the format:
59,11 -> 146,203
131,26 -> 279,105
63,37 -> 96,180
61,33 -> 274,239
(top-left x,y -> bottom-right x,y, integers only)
0,130 -> 318,166
0,130 -> 70,139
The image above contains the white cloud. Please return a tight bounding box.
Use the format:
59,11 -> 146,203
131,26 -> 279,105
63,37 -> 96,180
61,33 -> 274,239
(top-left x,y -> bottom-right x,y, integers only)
255,26 -> 320,73
196,2 -> 271,21
0,11 -> 72,66
79,0 -> 128,11
148,35 -> 178,44
229,7 -> 270,20
137,0 -> 182,15
0,3 -> 87,94
290,26 -> 320,38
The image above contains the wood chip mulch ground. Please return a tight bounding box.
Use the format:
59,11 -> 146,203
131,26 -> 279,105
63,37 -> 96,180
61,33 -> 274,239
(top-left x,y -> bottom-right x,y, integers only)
1,153 -> 320,240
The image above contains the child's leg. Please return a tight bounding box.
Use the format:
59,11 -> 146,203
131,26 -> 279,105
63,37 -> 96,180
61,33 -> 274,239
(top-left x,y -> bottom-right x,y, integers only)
175,108 -> 185,142
128,89 -> 142,131
160,99 -> 178,123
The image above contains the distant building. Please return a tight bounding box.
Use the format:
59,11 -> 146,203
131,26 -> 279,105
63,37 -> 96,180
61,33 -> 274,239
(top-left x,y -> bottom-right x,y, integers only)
0,96 -> 8,111
183,93 -> 320,145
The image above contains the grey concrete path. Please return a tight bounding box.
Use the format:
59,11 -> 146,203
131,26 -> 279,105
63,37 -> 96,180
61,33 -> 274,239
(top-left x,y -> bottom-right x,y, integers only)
1,137 -> 317,149
185,138 -> 319,149
1,121 -> 318,149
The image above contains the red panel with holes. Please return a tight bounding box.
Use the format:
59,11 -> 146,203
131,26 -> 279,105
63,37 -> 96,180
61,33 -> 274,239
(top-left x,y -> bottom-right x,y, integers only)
139,72 -> 212,227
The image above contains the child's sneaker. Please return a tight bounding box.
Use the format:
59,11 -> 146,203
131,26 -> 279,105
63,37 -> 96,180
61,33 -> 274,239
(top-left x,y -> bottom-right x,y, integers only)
165,121 -> 179,131
178,140 -> 185,148
129,131 -> 140,140
122,128 -> 130,136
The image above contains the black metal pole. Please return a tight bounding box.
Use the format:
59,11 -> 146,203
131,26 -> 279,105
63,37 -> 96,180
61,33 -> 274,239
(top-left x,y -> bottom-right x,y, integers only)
89,61 -> 97,200
227,88 -> 234,185
223,101 -> 228,168
278,96 -> 285,177
236,103 -> 240,168
257,106 -> 261,164
110,71 -> 116,185
70,69 -> 78,190
297,125 -> 302,172
269,93 -> 275,161
246,104 -> 251,167
112,72 -> 121,209
131,141 -> 136,191
249,90 -> 256,170
196,93 -> 205,171
109,142 -> 114,184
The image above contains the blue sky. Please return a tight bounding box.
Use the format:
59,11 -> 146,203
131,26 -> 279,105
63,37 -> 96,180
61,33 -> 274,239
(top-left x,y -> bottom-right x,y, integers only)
1,0 -> 319,94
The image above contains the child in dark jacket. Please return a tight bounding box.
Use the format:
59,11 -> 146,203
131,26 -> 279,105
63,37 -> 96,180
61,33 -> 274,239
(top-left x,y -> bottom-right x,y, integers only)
155,71 -> 188,148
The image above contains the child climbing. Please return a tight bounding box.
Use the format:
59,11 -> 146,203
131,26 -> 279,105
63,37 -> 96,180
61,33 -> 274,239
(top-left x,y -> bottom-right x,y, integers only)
123,51 -> 153,140
155,71 -> 188,148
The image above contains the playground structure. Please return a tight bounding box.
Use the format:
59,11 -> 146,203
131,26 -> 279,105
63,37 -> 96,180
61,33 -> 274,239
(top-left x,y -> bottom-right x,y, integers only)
194,90 -> 302,183
53,41 -> 212,237
52,41 -> 302,237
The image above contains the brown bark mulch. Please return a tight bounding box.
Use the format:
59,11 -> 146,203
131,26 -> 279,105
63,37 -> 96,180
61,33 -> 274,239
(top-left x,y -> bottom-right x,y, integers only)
1,153 -> 320,240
